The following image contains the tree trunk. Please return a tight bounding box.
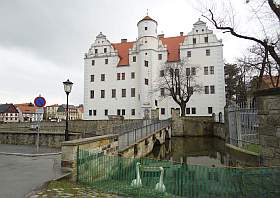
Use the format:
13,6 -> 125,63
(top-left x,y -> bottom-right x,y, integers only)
180,103 -> 186,116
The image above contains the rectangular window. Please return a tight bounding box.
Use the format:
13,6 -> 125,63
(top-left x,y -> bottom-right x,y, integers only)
206,49 -> 210,56
210,85 -> 215,94
101,74 -> 105,81
105,59 -> 108,64
208,107 -> 213,114
144,60 -> 149,67
193,38 -> 196,44
160,88 -> 165,96
161,108 -> 165,115
90,75 -> 94,82
101,90 -> 105,98
210,66 -> 214,74
90,90 -> 94,99
131,109 -> 135,116
117,109 -> 121,116
93,110 -> 97,116
133,56 -> 136,62
204,86 -> 209,94
204,37 -> 208,43
187,51 -> 191,57
175,69 -> 179,76
186,68 -> 190,76
121,73 -> 125,80
191,67 -> 196,75
191,107 -> 196,114
186,108 -> 190,115
160,70 -> 164,77
131,88 -> 135,97
89,110 -> 92,116
105,109 -> 108,116
122,109 -> 125,115
112,89 -> 116,98
204,67 -> 208,75
122,89 -> 126,97
91,60 -> 95,66
117,73 -> 120,80
158,54 -> 162,60
155,100 -> 158,106
131,72 -> 135,79
95,49 -> 98,54
145,78 -> 149,85
104,48 -> 107,53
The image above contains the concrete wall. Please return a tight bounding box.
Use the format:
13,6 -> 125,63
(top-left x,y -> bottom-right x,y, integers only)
61,134 -> 118,181
0,131 -> 81,148
0,119 -> 141,135
256,88 -> 280,166
119,127 -> 171,158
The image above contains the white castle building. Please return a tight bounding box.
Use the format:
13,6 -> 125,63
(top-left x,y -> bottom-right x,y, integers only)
84,16 -> 225,120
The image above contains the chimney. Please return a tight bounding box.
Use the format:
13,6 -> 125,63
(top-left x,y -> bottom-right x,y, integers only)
180,32 -> 184,36
121,39 -> 127,43
158,34 -> 164,38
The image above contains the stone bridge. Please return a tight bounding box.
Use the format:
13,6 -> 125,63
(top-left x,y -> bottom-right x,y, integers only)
61,119 -> 172,180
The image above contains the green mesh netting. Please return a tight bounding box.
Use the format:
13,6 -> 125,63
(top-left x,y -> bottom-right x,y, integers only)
77,149 -> 280,198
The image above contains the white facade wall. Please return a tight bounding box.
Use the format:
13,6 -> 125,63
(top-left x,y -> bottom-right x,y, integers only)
84,18 -> 226,120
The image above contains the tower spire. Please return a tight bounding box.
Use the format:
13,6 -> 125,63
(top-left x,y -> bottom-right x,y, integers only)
146,9 -> 149,16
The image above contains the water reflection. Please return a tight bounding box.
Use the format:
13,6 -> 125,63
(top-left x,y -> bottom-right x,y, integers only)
148,137 -> 260,167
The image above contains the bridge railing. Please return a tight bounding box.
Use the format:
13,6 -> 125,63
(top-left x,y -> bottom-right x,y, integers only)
118,119 -> 171,151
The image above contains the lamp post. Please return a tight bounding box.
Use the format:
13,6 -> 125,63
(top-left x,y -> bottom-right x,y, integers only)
63,79 -> 73,141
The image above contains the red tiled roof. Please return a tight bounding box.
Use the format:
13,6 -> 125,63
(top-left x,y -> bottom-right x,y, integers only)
15,103 -> 35,113
112,42 -> 134,66
111,35 -> 186,65
160,36 -> 186,62
261,75 -> 280,88
137,15 -> 157,25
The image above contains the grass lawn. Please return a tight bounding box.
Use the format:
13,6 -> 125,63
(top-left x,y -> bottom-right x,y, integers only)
244,144 -> 262,154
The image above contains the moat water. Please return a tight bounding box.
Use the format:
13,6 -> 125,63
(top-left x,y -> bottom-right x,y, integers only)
148,137 -> 260,167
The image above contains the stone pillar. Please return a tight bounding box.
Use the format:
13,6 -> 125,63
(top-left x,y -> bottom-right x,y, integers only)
171,109 -> 184,136
256,88 -> 280,166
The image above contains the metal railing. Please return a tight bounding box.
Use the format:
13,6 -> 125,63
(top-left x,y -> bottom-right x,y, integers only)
118,119 -> 171,151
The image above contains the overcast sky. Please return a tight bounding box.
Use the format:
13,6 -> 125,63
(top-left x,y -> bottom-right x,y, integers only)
0,0 -> 257,106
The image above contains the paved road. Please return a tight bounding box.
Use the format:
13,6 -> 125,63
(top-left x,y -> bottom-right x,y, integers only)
0,145 -> 63,198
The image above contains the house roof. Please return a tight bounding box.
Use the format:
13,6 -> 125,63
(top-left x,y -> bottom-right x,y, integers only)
111,35 -> 186,65
160,35 -> 186,62
137,15 -> 157,25
0,104 -> 19,114
262,75 -> 280,88
15,103 -> 35,114
57,104 -> 76,112
112,42 -> 134,66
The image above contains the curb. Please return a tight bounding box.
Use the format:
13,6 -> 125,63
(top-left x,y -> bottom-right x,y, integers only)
0,152 -> 62,157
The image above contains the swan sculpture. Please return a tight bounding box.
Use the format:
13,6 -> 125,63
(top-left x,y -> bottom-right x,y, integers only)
155,167 -> 166,192
131,162 -> 142,188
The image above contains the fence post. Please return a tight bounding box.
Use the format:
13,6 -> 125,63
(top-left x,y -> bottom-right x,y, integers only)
76,146 -> 80,182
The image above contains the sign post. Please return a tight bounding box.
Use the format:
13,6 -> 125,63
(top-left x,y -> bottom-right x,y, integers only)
34,95 -> 46,152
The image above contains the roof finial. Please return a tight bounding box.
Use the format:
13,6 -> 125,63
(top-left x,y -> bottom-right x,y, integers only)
146,8 -> 149,16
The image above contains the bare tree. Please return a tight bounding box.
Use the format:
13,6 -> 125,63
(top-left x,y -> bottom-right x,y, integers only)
194,0 -> 280,88
157,59 -> 202,116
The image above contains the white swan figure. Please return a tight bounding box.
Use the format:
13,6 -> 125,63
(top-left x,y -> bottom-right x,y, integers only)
155,167 -> 166,192
131,162 -> 142,188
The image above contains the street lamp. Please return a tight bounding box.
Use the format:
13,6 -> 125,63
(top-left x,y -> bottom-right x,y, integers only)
63,79 -> 73,141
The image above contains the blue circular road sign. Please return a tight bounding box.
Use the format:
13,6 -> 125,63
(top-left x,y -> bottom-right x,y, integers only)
34,96 -> 46,108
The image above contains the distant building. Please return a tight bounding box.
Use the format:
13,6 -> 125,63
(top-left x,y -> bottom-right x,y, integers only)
45,104 -> 60,121
84,16 -> 225,120
0,104 -> 19,123
15,103 -> 36,122
77,104 -> 84,120
57,104 -> 81,120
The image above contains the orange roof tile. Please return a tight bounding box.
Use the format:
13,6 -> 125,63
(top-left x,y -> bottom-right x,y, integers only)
15,103 -> 36,113
112,42 -> 134,66
160,36 -> 186,62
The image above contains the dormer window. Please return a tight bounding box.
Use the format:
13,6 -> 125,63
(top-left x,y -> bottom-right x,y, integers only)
104,48 -> 107,53
145,27 -> 148,30
95,49 -> 98,54
196,30 -> 198,33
